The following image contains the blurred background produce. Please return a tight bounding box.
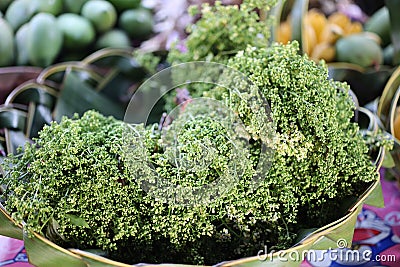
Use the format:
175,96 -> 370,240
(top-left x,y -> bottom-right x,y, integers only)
0,0 -> 399,267
0,0 -> 155,67
275,0 -> 391,67
273,0 -> 398,107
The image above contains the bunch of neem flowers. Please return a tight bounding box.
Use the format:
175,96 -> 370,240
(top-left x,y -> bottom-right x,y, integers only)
0,0 -> 382,265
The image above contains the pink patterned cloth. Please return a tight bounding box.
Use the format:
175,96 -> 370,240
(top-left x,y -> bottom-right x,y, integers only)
1,172 -> 399,266
0,236 -> 30,266
301,172 -> 400,267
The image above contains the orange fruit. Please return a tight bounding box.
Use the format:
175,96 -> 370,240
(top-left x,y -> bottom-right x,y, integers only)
305,9 -> 327,42
320,23 -> 343,44
303,24 -> 317,55
311,43 -> 336,62
394,109 -> 400,140
277,21 -> 291,44
345,21 -> 363,35
328,12 -> 351,31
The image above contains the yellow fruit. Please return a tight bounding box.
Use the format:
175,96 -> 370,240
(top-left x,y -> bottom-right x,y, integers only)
328,12 -> 351,31
320,23 -> 343,44
305,9 -> 327,43
394,109 -> 400,140
277,21 -> 291,44
311,43 -> 336,62
345,21 -> 363,35
303,24 -> 317,55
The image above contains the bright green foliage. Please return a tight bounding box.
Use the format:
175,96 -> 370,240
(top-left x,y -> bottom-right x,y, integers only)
1,111 -> 150,252
132,49 -> 160,74
0,43 -> 379,265
168,0 -> 277,64
166,0 -> 278,107
0,0 -> 380,263
0,109 -> 287,264
207,42 -> 378,225
0,1 -> 381,262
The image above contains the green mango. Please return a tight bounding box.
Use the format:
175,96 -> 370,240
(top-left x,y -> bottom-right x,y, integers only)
57,13 -> 95,50
81,0 -> 117,33
5,0 -> 33,31
15,23 -> 31,65
336,34 -> 383,68
63,0 -> 88,13
107,0 -> 140,12
119,8 -> 153,39
383,44 -> 394,66
28,13 -> 63,67
95,29 -> 131,49
0,0 -> 12,12
364,7 -> 391,47
0,17 -> 14,66
30,0 -> 63,16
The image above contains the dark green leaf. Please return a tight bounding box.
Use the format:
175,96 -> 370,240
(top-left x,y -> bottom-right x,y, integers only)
0,203 -> 23,240
329,63 -> 394,106
28,104 -> 53,138
386,0 -> 400,64
0,109 -> 26,130
6,130 -> 28,154
54,69 -> 125,121
11,87 -> 56,109
294,228 -> 319,244
290,0 -> 309,53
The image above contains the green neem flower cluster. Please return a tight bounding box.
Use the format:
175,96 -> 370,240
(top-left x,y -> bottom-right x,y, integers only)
165,0 -> 278,110
0,0 -> 378,264
168,0 -> 275,65
213,42 -> 377,228
1,42 -> 377,265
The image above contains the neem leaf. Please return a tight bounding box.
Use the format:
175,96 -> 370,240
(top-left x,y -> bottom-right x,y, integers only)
65,214 -> 90,228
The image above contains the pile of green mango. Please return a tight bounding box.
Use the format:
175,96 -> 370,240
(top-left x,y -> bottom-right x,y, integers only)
0,0 -> 153,67
335,6 -> 394,68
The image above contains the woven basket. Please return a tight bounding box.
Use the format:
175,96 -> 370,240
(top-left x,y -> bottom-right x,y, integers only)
0,48 -> 386,267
